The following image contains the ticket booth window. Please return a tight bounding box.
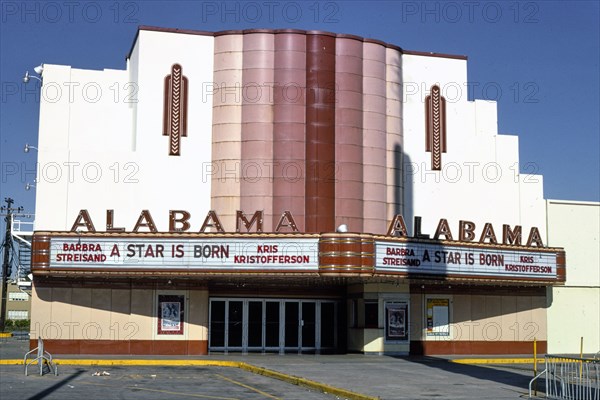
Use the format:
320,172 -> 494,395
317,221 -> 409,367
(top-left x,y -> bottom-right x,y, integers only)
364,301 -> 379,328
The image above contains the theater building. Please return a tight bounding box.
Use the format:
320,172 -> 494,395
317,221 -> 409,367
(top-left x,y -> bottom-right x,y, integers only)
29,26 -> 566,356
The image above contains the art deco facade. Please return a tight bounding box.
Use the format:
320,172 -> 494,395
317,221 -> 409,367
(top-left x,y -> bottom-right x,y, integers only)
29,27 -> 566,355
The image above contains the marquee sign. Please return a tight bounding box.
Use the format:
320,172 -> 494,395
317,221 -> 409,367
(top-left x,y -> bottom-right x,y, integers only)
47,237 -> 319,271
32,232 -> 564,283
69,210 -> 546,248
375,240 -> 557,279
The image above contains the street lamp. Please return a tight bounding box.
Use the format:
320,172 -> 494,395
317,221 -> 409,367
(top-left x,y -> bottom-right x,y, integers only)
23,64 -> 44,83
24,144 -> 38,153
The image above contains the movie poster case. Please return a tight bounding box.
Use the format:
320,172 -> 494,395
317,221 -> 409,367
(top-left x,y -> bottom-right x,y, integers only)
157,294 -> 185,335
426,296 -> 452,337
384,301 -> 409,342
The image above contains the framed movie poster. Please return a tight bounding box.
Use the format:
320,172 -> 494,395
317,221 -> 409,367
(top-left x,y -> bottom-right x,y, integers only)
385,302 -> 409,341
158,295 -> 184,335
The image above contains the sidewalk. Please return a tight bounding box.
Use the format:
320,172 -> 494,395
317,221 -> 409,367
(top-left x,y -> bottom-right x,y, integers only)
1,337 -> 540,400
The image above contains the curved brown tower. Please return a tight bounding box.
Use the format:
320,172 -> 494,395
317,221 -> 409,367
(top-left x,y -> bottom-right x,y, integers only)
211,29 -> 403,234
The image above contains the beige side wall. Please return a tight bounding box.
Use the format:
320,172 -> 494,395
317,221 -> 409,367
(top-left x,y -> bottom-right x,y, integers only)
546,200 -> 600,354
30,285 -> 208,342
546,287 -> 599,353
547,200 -> 600,286
411,293 -> 547,342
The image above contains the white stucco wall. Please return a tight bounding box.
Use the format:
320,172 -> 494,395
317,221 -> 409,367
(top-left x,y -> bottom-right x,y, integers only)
546,200 -> 600,354
34,31 -> 547,240
402,54 -> 545,240
35,31 -> 215,232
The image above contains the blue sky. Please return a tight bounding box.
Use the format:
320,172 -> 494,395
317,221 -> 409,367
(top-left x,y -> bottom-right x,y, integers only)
1,0 -> 599,231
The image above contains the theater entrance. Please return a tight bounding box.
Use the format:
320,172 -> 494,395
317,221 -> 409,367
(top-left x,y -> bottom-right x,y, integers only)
208,298 -> 338,353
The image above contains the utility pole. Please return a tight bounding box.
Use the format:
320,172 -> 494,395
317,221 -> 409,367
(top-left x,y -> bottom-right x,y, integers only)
0,198 -> 23,332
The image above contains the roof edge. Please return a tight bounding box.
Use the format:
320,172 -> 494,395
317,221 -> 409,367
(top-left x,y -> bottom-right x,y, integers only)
126,25 -> 467,61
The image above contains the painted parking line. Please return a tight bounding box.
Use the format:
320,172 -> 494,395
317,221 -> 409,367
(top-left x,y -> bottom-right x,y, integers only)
214,373 -> 281,400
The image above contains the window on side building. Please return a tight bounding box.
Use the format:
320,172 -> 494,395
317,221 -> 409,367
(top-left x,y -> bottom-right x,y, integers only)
8,310 -> 28,320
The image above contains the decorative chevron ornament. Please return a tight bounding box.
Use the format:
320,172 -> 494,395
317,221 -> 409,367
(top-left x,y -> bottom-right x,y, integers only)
163,64 -> 188,156
425,85 -> 447,171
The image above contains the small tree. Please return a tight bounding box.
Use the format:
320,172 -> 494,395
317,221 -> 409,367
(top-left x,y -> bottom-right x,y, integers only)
14,319 -> 30,330
3,319 -> 14,330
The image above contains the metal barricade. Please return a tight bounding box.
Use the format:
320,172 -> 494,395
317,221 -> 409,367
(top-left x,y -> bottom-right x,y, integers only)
24,337 -> 58,376
530,355 -> 600,399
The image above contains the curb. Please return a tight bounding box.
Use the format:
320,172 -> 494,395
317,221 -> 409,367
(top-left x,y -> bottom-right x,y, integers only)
451,358 -> 545,364
238,362 -> 378,400
0,359 -> 378,400
1,359 -> 240,367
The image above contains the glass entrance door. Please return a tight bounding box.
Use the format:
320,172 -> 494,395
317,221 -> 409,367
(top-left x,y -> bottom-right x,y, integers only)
265,301 -> 280,350
247,301 -> 263,349
301,302 -> 316,349
209,298 -> 337,353
209,301 -> 225,348
284,302 -> 299,350
320,302 -> 336,348
227,301 -> 243,349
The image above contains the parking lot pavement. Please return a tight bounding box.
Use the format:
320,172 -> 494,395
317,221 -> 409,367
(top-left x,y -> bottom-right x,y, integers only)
225,354 -> 538,400
1,337 -> 542,399
0,334 -> 30,359
0,360 -> 539,400
0,365 -> 336,400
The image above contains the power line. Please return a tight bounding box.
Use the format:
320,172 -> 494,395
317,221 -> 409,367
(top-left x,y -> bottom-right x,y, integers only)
0,197 -> 24,332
